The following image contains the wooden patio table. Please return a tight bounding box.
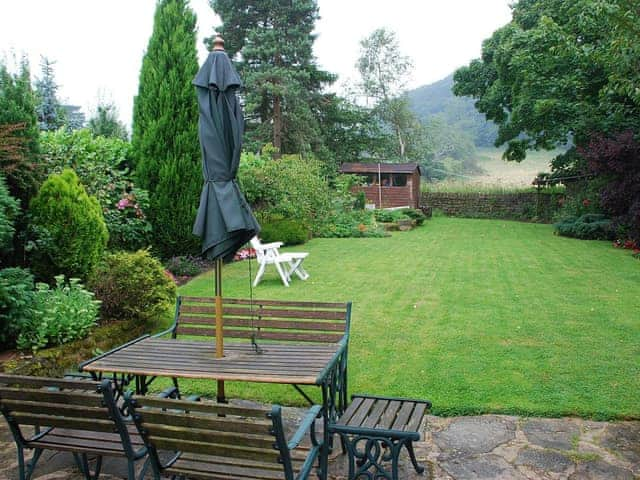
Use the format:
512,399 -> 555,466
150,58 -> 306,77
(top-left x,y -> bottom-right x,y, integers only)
79,334 -> 346,479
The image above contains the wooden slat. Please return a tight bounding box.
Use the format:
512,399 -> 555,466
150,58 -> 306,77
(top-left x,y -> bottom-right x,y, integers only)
362,399 -> 388,429
149,437 -> 278,463
378,400 -> 402,430
338,397 -> 364,426
2,400 -> 108,419
0,388 -> 103,407
138,410 -> 271,435
182,306 -> 345,321
406,402 -> 427,432
180,453 -> 284,471
391,402 -> 415,431
179,316 -> 345,331
134,397 -> 269,417
0,374 -> 100,391
12,413 -> 116,433
169,459 -> 285,480
181,296 -> 347,309
176,327 -> 343,343
144,425 -> 274,449
348,397 -> 375,427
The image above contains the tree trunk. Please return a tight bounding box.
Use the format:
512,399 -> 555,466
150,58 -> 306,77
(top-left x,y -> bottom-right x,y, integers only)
396,125 -> 406,159
273,94 -> 283,159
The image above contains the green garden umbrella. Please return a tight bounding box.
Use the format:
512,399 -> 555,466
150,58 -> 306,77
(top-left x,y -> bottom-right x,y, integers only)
192,37 -> 260,400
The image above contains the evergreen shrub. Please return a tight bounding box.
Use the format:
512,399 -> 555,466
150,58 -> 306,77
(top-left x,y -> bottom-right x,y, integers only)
16,275 -> 99,352
554,214 -> 615,240
89,250 -> 176,324
259,216 -> 309,245
0,174 -> 20,254
0,267 -> 35,348
400,208 -> 427,225
28,169 -> 108,281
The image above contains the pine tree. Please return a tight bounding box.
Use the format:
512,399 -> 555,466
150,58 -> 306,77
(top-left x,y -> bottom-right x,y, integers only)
132,0 -> 201,257
210,0 -> 335,156
88,101 -> 127,140
34,57 -> 65,131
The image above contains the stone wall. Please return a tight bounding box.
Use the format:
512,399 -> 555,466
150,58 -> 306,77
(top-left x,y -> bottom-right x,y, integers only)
421,191 -> 565,223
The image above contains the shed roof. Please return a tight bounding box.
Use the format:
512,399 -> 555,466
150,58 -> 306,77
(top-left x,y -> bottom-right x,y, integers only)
339,162 -> 421,175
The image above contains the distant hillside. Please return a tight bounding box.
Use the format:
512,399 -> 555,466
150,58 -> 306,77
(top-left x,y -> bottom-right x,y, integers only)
408,74 -> 498,147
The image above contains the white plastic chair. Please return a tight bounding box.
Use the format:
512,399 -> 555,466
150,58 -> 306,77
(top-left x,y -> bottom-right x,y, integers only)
249,236 -> 309,287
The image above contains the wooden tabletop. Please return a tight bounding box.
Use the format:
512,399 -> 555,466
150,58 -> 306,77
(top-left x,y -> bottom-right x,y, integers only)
80,336 -> 344,385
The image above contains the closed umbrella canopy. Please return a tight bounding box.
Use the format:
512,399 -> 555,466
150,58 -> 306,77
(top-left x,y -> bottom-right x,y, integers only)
192,46 -> 259,260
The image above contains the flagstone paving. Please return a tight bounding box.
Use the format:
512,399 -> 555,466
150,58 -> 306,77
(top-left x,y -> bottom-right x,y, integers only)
0,410 -> 637,479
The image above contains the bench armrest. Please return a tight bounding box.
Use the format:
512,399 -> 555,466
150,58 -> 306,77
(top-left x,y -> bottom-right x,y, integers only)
256,241 -> 283,250
288,404 -> 322,450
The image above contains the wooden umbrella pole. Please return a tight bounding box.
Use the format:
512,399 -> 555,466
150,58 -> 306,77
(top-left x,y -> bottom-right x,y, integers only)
214,258 -> 225,402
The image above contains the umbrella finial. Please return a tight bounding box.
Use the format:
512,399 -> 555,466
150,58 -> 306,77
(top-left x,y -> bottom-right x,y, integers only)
212,35 -> 225,51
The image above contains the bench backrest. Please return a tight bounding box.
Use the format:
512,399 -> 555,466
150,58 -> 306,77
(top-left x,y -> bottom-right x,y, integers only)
0,374 -> 134,454
171,296 -> 351,344
125,395 -> 295,478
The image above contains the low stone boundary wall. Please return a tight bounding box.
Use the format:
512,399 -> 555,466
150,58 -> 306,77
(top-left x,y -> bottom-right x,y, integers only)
421,192 -> 564,223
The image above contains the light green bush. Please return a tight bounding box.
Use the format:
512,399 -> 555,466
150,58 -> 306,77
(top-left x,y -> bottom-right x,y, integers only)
88,249 -> 176,324
28,169 -> 108,281
17,275 -> 100,352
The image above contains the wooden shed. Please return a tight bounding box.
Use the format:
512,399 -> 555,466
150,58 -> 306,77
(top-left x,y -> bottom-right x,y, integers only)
339,162 -> 422,209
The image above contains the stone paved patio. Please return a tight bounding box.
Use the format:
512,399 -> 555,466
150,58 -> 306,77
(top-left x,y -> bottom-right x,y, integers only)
0,411 -> 637,479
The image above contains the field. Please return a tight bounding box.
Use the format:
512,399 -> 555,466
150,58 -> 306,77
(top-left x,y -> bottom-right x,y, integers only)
171,218 -> 640,420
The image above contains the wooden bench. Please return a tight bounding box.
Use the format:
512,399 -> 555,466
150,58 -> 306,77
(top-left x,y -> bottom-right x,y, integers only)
125,393 -> 325,480
156,296 -> 352,410
0,374 -> 147,480
329,394 -> 432,480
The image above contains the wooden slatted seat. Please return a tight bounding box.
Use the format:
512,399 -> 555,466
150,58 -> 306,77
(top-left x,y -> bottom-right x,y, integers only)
0,374 -> 147,480
329,394 -> 432,480
125,393 -> 324,480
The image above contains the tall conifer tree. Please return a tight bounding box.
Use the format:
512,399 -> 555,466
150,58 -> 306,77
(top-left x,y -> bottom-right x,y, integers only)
210,0 -> 335,156
34,57 -> 65,131
132,0 -> 201,257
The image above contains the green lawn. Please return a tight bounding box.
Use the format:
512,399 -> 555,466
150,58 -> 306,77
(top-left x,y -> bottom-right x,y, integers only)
173,217 -> 640,419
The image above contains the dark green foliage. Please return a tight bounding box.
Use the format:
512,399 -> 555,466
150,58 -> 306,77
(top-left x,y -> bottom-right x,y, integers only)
259,216 -> 309,246
28,169 -> 108,282
88,101 -> 128,140
132,0 -> 201,257
554,214 -> 614,240
211,0 -> 335,156
0,58 -> 40,204
40,129 -> 151,251
88,249 -> 176,324
34,57 -> 65,131
16,275 -> 100,352
165,255 -> 211,277
0,267 -> 35,348
315,210 -> 386,238
400,208 -> 427,226
0,174 -> 20,254
374,209 -> 411,223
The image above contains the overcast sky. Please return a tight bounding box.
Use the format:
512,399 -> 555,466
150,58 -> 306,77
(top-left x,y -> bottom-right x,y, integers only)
0,0 -> 512,128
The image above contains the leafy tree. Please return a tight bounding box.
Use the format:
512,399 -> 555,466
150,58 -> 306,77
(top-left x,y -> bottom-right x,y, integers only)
210,0 -> 335,157
357,28 -> 415,159
88,101 -> 128,140
132,0 -> 201,257
0,58 -> 40,204
34,56 -> 65,131
453,0 -> 640,173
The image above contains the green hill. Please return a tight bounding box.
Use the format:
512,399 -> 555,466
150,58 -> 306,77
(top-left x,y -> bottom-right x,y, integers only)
408,74 -> 498,147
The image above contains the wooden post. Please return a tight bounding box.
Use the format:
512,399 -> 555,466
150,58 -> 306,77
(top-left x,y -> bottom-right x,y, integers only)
214,258 -> 225,402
